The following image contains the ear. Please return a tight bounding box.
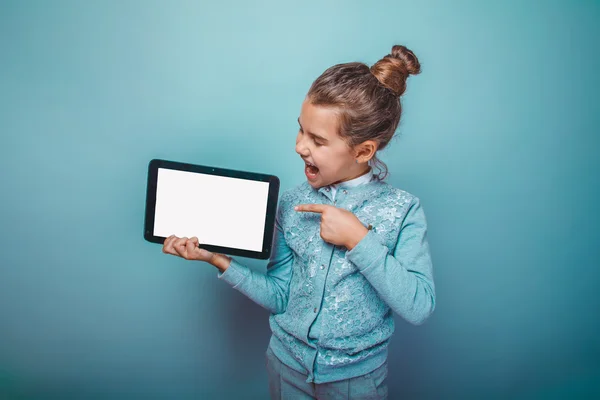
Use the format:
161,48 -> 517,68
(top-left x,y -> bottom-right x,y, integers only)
354,140 -> 378,163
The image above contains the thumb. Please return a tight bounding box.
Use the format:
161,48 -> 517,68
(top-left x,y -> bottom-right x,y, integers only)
186,238 -> 213,261
186,239 -> 197,253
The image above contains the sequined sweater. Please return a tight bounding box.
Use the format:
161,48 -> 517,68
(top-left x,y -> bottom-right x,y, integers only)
218,172 -> 436,384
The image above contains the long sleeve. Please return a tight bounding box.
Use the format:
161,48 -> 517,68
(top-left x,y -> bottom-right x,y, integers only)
345,197 -> 436,325
217,205 -> 294,314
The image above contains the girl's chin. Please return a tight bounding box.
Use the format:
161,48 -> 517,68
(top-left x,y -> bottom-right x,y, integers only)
307,177 -> 327,189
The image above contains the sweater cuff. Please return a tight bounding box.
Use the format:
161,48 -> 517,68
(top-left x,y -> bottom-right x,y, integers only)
346,229 -> 387,272
217,258 -> 248,287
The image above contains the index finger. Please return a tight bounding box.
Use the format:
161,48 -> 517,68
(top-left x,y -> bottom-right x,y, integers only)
294,204 -> 328,213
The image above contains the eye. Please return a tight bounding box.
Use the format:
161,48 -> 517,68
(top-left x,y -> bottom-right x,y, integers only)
298,126 -> 323,146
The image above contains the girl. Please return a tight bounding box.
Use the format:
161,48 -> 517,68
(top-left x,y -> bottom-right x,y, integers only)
162,44 -> 436,400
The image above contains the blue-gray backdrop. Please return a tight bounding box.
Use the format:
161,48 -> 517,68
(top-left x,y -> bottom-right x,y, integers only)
1,0 -> 599,399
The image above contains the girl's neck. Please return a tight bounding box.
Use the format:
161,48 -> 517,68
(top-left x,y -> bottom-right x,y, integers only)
330,166 -> 373,187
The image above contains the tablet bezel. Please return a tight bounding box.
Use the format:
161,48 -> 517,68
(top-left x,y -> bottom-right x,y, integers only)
144,158 -> 280,260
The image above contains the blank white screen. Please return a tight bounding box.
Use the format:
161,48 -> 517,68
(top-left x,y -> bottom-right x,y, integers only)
153,168 -> 270,252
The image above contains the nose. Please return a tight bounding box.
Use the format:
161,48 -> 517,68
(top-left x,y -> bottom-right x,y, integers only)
295,133 -> 309,157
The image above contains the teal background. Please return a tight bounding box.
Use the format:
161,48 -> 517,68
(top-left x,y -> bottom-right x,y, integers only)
1,0 -> 599,398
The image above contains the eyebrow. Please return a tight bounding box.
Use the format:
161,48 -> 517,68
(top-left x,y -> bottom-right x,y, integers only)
298,118 -> 329,142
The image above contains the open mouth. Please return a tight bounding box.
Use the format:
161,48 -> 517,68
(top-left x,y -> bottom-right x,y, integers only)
304,161 -> 319,180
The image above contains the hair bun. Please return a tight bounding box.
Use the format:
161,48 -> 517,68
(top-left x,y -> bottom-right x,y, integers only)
390,45 -> 421,76
370,44 -> 421,97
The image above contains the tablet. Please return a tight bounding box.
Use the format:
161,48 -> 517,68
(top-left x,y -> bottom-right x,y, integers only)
144,159 -> 280,259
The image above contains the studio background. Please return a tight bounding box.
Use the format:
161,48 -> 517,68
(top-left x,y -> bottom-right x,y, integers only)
1,0 -> 598,398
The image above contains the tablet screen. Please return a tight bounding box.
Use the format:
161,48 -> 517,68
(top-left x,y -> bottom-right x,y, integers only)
153,168 -> 270,252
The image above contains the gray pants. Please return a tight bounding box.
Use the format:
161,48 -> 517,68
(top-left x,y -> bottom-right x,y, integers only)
266,347 -> 388,399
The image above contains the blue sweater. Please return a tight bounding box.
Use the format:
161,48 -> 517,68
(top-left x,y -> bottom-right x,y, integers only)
218,171 -> 436,384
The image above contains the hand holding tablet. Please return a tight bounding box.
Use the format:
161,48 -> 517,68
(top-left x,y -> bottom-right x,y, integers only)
162,235 -> 212,261
144,159 -> 280,260
161,235 -> 232,271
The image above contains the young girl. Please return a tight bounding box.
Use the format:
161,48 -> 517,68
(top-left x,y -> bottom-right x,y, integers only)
162,44 -> 436,400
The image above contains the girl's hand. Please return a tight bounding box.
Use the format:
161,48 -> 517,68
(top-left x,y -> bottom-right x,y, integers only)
163,235 -> 215,262
162,235 -> 232,272
294,204 -> 369,250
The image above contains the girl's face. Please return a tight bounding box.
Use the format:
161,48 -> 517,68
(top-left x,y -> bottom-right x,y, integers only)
295,99 -> 373,189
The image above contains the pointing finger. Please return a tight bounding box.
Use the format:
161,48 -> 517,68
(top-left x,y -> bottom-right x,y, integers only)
294,204 -> 327,213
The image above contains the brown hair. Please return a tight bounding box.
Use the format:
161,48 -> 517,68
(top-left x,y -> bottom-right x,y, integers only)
307,45 -> 421,180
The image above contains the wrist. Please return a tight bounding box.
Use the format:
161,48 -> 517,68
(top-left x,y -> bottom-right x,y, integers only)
210,253 -> 232,272
346,226 -> 369,250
